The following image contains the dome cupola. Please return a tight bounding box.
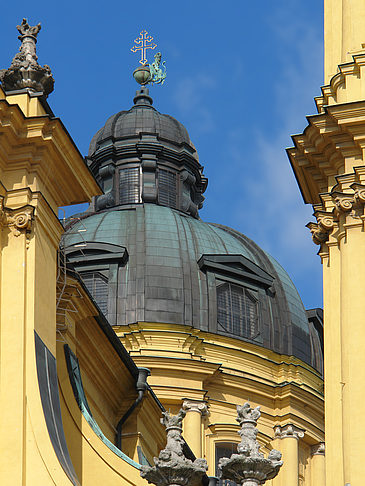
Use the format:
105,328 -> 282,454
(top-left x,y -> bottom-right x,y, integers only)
87,87 -> 207,218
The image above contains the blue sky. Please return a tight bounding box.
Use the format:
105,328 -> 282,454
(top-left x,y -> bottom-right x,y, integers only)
1,1 -> 324,309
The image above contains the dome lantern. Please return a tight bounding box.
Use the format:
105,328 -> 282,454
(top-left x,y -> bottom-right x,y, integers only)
87,88 -> 207,217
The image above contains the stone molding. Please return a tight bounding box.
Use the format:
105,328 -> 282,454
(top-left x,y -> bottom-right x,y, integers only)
182,399 -> 209,416
274,424 -> 305,440
311,442 -> 325,456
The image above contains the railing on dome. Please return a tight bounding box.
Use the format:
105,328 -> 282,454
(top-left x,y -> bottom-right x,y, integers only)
56,211 -> 88,342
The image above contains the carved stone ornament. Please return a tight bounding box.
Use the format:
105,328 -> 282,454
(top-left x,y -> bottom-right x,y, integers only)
352,183 -> 365,205
274,424 -> 305,440
306,209 -> 335,246
218,403 -> 283,486
182,399 -> 209,416
0,18 -> 54,96
140,409 -> 208,486
0,199 -> 34,248
311,442 -> 325,456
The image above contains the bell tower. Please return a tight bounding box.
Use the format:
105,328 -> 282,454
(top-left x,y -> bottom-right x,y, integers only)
289,2 -> 365,485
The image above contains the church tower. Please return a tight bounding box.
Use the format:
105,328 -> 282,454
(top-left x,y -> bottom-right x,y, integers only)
289,1 -> 365,485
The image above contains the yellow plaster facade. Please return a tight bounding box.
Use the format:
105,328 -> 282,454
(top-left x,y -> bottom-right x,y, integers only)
116,322 -> 324,484
289,2 -> 365,485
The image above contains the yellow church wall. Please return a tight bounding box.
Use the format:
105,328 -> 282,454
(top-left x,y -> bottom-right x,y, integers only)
325,0 -> 365,83
289,2 -> 365,484
56,275 -> 166,475
117,322 -> 325,484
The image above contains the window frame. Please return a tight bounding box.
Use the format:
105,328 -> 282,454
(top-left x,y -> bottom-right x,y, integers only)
118,165 -> 142,205
216,280 -> 260,340
157,167 -> 179,209
64,242 -> 128,325
198,254 -> 274,343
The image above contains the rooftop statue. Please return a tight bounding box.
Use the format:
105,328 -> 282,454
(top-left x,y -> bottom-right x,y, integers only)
0,18 -> 54,96
140,409 -> 207,486
148,52 -> 167,85
218,403 -> 283,486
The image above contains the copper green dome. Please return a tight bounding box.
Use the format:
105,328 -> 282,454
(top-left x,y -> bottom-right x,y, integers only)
64,204 -> 323,372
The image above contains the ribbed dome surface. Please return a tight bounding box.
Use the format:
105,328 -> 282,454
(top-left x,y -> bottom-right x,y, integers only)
88,92 -> 193,157
64,204 -> 320,369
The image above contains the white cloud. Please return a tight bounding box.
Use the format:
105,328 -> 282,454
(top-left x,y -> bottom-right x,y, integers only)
173,74 -> 216,134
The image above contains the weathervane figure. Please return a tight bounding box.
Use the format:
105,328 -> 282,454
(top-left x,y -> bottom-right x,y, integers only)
130,30 -> 156,65
131,30 -> 167,86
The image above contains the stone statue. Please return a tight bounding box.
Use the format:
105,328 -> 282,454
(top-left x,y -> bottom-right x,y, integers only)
141,409 -> 207,486
218,403 -> 283,486
0,18 -> 54,96
148,52 -> 167,85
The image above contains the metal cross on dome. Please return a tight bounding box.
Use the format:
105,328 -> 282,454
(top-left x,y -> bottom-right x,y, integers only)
130,30 -> 157,65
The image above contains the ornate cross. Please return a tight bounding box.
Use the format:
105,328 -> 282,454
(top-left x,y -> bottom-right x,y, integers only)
131,30 -> 157,65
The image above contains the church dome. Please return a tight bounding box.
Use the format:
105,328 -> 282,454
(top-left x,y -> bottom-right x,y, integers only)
88,90 -> 193,157
64,204 -> 323,372
86,87 -> 207,218
64,87 -> 323,373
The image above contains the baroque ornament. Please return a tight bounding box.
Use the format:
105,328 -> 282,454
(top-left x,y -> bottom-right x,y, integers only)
131,30 -> 167,86
218,403 -> 283,486
140,409 -> 208,486
0,18 -> 54,96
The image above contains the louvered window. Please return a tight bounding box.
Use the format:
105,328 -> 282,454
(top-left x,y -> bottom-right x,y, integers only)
217,282 -> 258,339
158,169 -> 177,208
119,167 -> 140,204
81,272 -> 108,316
215,443 -> 237,486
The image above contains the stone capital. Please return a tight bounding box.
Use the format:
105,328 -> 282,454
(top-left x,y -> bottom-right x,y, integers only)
311,442 -> 325,456
0,199 -> 35,238
182,399 -> 209,416
274,424 -> 305,440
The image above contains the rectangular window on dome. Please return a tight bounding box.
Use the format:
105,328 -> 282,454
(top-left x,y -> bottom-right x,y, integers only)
119,167 -> 141,204
81,271 -> 109,316
217,282 -> 259,339
158,169 -> 177,208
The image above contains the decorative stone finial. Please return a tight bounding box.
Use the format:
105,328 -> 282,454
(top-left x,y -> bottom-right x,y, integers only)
0,18 -> 54,96
218,403 -> 283,486
140,408 -> 208,486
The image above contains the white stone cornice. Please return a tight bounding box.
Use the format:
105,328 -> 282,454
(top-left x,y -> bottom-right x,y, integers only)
182,399 -> 209,416
274,424 -> 305,440
311,442 -> 325,456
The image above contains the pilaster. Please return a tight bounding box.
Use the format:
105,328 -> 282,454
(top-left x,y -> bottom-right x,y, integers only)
311,443 -> 326,486
182,399 -> 209,458
273,425 -> 304,486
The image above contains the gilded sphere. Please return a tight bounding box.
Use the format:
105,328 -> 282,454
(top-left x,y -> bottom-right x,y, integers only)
133,65 -> 151,85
